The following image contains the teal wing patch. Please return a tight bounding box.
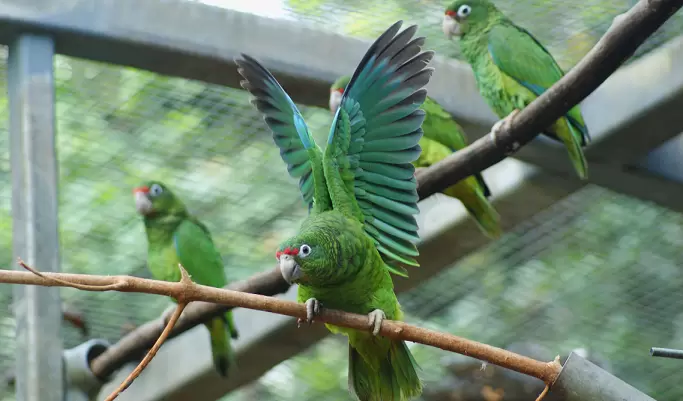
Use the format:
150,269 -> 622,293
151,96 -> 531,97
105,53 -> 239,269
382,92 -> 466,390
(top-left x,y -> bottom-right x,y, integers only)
236,55 -> 321,210
488,24 -> 590,144
173,219 -> 227,289
329,21 -> 434,275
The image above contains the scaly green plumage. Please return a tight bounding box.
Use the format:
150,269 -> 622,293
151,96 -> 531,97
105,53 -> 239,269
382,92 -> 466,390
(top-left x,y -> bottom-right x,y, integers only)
133,181 -> 239,377
443,0 -> 590,179
331,77 -> 501,238
237,21 -> 434,400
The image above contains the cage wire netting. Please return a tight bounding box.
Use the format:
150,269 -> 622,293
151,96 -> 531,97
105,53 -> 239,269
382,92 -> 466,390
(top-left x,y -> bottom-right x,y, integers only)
207,0 -> 683,69
0,0 -> 680,400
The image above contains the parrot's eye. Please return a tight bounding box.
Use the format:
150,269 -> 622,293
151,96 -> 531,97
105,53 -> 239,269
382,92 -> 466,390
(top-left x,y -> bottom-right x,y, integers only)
149,184 -> 163,197
457,4 -> 472,18
299,244 -> 312,258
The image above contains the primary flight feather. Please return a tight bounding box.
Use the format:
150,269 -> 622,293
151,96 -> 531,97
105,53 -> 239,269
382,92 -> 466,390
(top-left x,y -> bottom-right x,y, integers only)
331,76 -> 502,238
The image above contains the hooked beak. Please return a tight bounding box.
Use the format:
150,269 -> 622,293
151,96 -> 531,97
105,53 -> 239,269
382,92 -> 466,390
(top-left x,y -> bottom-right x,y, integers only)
279,254 -> 303,284
133,187 -> 153,215
442,15 -> 461,39
329,90 -> 343,115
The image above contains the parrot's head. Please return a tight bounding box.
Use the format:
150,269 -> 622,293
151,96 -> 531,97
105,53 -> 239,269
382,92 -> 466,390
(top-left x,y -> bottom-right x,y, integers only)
276,227 -> 347,287
329,76 -> 351,115
443,0 -> 495,39
133,181 -> 186,218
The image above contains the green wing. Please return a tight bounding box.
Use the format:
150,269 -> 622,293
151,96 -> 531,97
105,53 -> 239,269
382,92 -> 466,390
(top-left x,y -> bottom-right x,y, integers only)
421,97 -> 468,150
488,23 -> 590,144
327,21 -> 434,274
236,55 -> 332,214
420,97 -> 490,197
173,218 -> 226,289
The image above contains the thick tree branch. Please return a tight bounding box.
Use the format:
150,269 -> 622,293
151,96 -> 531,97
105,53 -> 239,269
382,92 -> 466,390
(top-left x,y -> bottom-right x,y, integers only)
416,0 -> 683,199
0,265 -> 562,386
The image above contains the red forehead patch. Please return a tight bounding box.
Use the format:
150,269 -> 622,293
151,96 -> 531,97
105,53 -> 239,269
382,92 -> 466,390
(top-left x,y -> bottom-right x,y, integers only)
133,186 -> 150,194
275,247 -> 300,259
445,10 -> 456,16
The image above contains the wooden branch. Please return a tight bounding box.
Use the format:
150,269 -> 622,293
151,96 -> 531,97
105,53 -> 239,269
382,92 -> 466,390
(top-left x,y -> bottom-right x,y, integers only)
0,265 -> 562,386
416,0 -> 683,199
89,265 -> 289,379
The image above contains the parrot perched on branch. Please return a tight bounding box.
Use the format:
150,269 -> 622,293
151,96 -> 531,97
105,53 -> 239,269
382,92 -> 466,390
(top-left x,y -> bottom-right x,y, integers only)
330,76 -> 502,238
442,0 -> 591,179
133,181 -> 239,377
237,20 -> 434,401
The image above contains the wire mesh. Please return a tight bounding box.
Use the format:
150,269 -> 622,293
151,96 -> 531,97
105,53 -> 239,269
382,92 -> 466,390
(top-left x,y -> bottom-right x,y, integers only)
207,0 -> 683,70
224,185 -> 683,401
0,1 -> 680,401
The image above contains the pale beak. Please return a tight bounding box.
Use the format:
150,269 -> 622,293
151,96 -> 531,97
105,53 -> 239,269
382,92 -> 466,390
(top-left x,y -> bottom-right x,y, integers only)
134,190 -> 153,215
279,254 -> 302,284
442,15 -> 461,39
329,90 -> 343,115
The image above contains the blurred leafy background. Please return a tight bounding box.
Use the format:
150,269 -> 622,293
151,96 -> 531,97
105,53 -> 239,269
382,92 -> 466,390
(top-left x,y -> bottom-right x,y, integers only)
0,0 -> 682,400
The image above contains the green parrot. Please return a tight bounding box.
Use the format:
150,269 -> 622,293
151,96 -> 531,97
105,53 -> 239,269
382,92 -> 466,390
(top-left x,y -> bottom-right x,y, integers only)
330,76 -> 501,238
237,20 -> 433,401
442,0 -> 591,179
133,181 -> 239,377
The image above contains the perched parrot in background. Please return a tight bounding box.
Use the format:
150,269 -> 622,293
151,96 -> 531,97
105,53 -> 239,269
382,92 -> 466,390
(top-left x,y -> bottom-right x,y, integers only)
133,181 -> 239,377
442,0 -> 591,179
330,76 -> 502,238
236,20 -> 433,401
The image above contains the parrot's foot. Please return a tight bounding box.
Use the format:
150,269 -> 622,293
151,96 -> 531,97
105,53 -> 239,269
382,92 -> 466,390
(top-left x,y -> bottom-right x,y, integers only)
367,309 -> 386,336
297,298 -> 322,327
491,109 -> 521,153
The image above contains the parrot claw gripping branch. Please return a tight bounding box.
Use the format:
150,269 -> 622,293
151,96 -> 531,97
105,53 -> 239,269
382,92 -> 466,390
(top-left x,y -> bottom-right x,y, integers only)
0,0 -> 680,399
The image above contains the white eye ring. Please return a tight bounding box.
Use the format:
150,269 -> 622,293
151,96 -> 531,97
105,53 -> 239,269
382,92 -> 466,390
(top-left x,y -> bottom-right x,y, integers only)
457,4 -> 471,18
150,184 -> 163,196
299,244 -> 312,258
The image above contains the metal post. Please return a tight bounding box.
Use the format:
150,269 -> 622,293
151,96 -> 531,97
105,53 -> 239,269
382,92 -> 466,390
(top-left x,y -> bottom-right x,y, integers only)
8,34 -> 62,401
650,347 -> 683,360
546,352 -> 656,401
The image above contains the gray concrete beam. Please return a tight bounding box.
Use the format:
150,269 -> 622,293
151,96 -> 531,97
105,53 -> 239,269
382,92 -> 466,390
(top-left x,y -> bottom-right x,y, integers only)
8,34 -> 63,401
97,158 -> 582,401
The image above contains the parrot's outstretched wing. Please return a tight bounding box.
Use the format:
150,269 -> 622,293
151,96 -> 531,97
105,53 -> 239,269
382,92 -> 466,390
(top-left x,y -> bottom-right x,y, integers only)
173,219 -> 226,289
488,24 -> 590,144
236,55 -> 331,213
327,21 -> 434,275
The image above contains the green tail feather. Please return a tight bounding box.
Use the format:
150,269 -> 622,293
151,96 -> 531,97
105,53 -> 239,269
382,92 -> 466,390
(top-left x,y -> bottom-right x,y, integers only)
444,184 -> 502,239
207,317 -> 235,377
225,310 -> 240,340
560,118 -> 588,180
348,341 -> 421,401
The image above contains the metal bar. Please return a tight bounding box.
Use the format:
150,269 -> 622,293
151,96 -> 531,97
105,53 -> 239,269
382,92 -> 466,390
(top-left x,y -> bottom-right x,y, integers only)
8,34 -> 62,401
650,347 -> 683,360
546,352 -> 656,401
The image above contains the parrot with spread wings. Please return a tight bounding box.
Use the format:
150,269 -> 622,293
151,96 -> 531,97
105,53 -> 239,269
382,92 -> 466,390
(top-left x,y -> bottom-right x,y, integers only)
237,20 -> 433,400
442,0 -> 590,179
134,181 -> 239,377
331,76 -> 501,238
